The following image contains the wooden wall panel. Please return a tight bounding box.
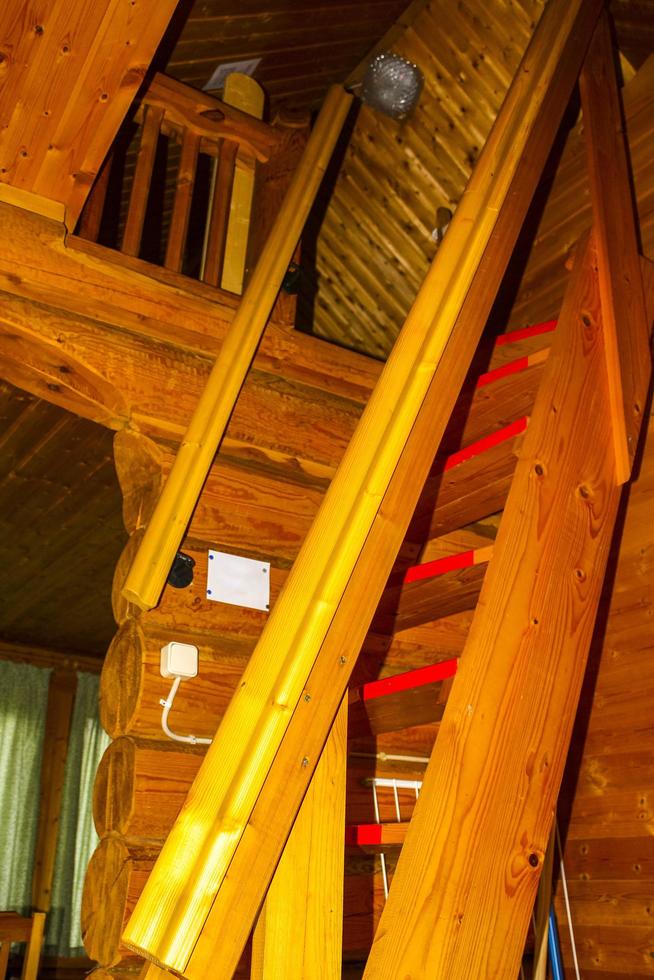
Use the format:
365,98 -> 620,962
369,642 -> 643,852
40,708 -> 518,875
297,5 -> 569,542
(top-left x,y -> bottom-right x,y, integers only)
556,393 -> 654,977
507,54 -> 654,333
303,0 -> 544,358
0,0 -> 179,226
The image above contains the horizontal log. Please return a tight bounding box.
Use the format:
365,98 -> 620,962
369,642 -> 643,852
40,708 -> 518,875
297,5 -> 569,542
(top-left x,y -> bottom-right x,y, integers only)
93,735 -> 434,846
0,204 -> 378,434
100,620 -> 251,740
113,430 -> 324,562
82,838 -> 158,968
93,735 -> 428,849
94,737 -> 204,841
112,533 -> 286,641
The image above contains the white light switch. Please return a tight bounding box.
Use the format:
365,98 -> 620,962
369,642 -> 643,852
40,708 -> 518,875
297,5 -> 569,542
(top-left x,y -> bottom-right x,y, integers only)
206,550 -> 270,611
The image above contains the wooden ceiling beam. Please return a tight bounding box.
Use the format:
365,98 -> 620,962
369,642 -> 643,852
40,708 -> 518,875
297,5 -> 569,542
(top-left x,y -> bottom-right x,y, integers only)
0,0 -> 179,229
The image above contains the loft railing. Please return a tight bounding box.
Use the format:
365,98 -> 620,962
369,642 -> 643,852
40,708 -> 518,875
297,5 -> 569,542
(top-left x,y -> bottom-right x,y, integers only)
75,73 -> 283,292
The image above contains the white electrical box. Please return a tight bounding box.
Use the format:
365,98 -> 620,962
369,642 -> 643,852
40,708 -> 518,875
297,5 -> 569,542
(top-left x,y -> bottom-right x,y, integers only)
206,550 -> 270,611
160,641 -> 199,679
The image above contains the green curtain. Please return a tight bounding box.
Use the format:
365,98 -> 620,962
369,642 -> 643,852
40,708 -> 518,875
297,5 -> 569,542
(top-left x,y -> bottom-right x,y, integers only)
45,671 -> 110,956
0,660 -> 52,913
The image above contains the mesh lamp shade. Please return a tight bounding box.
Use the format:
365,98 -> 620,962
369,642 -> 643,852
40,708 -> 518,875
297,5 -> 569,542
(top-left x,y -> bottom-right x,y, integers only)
361,52 -> 424,119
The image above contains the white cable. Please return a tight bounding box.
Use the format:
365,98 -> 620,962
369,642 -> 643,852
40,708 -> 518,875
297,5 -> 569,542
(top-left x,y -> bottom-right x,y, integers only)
160,676 -> 213,746
556,819 -> 581,980
351,751 -> 430,765
380,852 -> 389,901
371,781 -> 389,900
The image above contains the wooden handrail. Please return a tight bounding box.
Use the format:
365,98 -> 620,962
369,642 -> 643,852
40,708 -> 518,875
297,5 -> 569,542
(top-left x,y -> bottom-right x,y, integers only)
122,85 -> 353,611
122,0 -> 602,974
143,72 -> 280,162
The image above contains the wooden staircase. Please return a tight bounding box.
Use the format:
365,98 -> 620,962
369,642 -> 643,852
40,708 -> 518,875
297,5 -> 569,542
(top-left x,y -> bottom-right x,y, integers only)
81,3 -> 654,979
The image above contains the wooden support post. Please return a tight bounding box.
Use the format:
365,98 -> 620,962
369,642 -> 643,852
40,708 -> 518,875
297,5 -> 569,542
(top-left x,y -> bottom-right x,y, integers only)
362,233 -> 651,978
579,12 -> 651,484
220,74 -> 265,295
122,106 -> 164,258
122,2 -> 604,975
251,697 -> 347,980
31,669 -> 77,912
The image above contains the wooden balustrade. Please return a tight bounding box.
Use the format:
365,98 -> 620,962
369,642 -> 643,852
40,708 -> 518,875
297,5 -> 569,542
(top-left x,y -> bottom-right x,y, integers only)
75,73 -> 293,295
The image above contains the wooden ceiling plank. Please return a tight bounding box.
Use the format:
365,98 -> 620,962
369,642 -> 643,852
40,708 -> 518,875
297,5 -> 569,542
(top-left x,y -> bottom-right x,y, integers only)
179,3 -> 403,43
404,19 -> 512,134
316,230 -> 411,325
334,155 -> 434,268
345,121 -> 451,237
327,171 -> 430,283
507,52 -> 654,330
326,193 -> 423,297
171,20 -> 396,66
0,0 -> 179,226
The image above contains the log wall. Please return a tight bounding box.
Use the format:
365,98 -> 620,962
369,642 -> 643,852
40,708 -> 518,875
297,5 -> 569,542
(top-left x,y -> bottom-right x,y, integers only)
555,394 -> 654,979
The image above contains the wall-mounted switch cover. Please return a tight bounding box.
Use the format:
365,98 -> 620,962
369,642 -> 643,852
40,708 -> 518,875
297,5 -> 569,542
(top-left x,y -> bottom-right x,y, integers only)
206,550 -> 270,611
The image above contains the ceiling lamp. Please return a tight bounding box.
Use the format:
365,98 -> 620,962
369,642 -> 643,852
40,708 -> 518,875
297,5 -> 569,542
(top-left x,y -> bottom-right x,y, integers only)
361,52 -> 424,120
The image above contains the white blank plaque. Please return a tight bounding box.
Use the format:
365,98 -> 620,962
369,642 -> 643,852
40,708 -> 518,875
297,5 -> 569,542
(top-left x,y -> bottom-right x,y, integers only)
206,550 -> 270,611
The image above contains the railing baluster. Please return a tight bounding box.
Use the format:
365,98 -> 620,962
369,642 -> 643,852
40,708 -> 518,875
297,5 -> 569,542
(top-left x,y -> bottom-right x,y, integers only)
165,128 -> 200,273
122,104 -> 164,257
202,139 -> 238,287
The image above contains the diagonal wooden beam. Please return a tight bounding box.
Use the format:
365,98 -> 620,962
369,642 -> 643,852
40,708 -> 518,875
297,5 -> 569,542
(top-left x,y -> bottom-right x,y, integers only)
578,12 -> 650,483
122,2 -> 604,975
362,232 -> 652,979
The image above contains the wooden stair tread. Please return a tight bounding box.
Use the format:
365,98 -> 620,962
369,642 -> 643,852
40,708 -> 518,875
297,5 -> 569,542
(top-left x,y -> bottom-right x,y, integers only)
348,658 -> 457,738
372,548 -> 492,634
345,822 -> 410,851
